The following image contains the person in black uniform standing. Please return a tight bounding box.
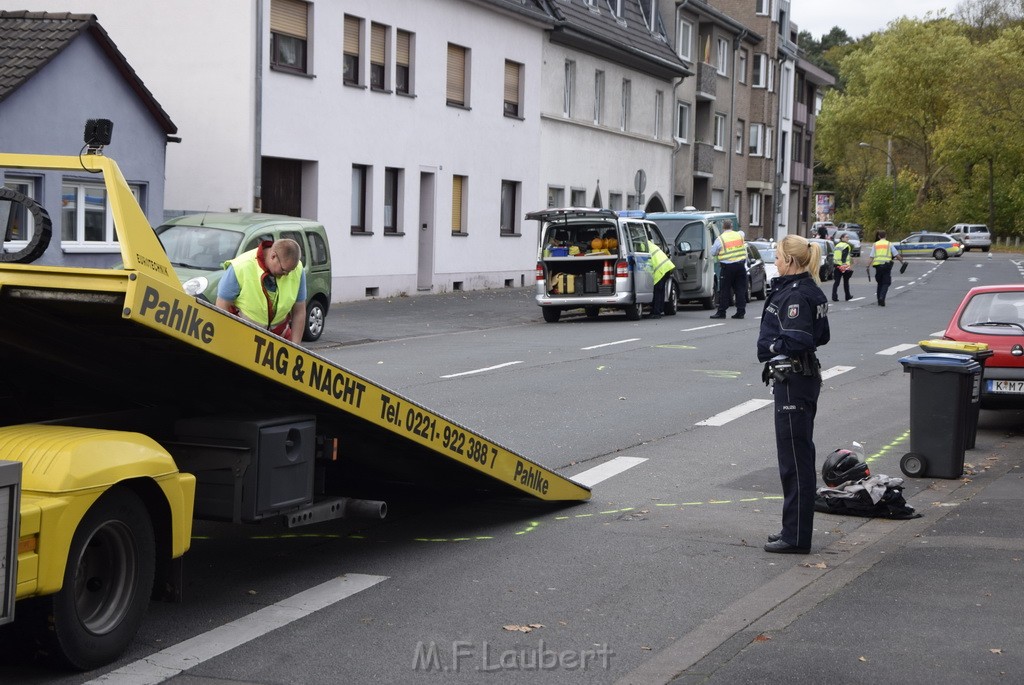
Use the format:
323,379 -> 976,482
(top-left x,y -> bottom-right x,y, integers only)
757,234 -> 830,554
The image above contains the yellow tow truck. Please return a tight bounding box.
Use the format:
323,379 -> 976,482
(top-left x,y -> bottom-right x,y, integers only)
0,147 -> 590,670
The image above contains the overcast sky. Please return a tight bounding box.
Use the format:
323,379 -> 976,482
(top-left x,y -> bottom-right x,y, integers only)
795,0 -> 959,39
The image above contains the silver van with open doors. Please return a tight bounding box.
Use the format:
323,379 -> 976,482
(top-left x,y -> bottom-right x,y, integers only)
528,208 -> 674,322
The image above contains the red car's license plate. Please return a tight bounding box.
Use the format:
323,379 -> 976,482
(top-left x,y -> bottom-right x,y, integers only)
989,379 -> 1024,394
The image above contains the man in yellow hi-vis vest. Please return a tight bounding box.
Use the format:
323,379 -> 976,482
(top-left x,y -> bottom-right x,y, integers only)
216,238 -> 308,342
868,230 -> 904,307
831,233 -> 854,302
647,239 -> 675,319
709,219 -> 748,319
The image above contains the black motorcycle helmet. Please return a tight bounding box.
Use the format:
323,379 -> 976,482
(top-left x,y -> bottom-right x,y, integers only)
822,449 -> 870,487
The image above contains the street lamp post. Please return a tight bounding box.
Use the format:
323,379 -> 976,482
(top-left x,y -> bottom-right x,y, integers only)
858,141 -> 898,204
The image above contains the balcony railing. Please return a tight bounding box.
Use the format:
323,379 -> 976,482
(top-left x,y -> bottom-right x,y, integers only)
696,62 -> 717,100
693,142 -> 715,176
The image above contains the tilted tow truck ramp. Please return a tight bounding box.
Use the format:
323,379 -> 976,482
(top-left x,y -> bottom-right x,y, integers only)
0,152 -> 590,503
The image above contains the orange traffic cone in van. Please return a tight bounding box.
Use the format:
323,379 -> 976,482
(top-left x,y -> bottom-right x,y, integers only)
601,261 -> 614,286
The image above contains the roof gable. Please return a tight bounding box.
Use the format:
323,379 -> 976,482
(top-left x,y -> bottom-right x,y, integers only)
0,10 -> 176,134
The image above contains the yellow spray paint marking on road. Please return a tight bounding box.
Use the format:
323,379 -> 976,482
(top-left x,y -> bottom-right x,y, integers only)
700,370 -> 743,379
214,433 -> 911,545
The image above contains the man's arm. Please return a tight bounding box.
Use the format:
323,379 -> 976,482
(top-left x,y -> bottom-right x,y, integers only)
288,300 -> 306,343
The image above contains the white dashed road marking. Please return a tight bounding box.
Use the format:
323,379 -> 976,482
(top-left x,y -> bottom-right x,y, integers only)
681,324 -> 725,332
696,399 -> 774,426
876,343 -> 918,355
821,365 -> 855,380
582,338 -> 641,350
441,361 -> 523,378
572,456 -> 648,487
89,574 -> 388,685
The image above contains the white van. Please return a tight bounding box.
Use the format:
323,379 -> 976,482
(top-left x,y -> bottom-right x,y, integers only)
529,208 -> 674,322
949,224 -> 991,252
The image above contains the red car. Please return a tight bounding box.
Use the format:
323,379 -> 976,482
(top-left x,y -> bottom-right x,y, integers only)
941,284 -> 1024,408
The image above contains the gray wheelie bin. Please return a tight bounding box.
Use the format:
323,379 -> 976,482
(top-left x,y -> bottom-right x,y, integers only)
898,353 -> 981,478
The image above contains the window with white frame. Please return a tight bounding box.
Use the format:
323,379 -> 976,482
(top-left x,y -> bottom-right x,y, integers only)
446,43 -> 469,107
749,123 -> 765,156
750,191 -> 762,226
753,53 -> 768,88
500,180 -> 520,235
351,165 -> 370,232
343,15 -> 361,85
396,29 -> 413,94
564,60 -> 576,117
547,186 -> 564,208
370,22 -> 388,90
675,101 -> 691,142
270,0 -> 309,74
767,57 -> 775,91
384,167 -> 402,234
711,189 -> 723,211
780,65 -> 792,119
452,174 -> 467,233
756,0 -> 770,15
677,18 -> 692,61
594,70 -> 605,125
620,78 -> 631,132
571,188 -> 586,206
716,38 -> 729,75
654,90 -> 664,139
713,113 -> 726,150
738,48 -> 748,84
609,0 -> 623,17
765,127 -> 774,160
733,191 -> 742,215
3,177 -> 38,244
609,192 -> 623,211
735,119 -> 745,154
504,60 -> 523,117
61,181 -> 141,248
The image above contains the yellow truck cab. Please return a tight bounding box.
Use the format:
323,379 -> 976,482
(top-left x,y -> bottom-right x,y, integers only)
0,139 -> 589,671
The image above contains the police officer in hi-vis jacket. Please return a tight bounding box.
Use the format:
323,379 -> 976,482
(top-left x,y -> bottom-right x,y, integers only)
869,230 -> 904,307
757,234 -> 830,554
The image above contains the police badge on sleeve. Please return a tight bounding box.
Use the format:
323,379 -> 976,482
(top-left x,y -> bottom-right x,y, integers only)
787,304 -> 799,318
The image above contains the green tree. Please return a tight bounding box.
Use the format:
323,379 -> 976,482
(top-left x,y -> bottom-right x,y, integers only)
816,19 -> 974,228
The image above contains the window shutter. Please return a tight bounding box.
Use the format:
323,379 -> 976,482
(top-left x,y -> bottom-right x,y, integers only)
446,44 -> 466,104
504,61 -> 520,106
451,176 -> 463,231
271,0 -> 307,39
396,30 -> 410,67
344,16 -> 360,56
371,23 -> 386,65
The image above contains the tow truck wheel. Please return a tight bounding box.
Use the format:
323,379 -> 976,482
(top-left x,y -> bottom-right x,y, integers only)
46,487 -> 155,670
303,297 -> 327,342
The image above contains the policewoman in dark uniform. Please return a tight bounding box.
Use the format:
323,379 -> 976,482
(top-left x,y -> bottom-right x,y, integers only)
757,235 -> 830,554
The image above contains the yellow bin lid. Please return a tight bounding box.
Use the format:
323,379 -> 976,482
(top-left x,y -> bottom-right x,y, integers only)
918,339 -> 990,353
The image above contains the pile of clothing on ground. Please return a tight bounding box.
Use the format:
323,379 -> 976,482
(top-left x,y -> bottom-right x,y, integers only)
814,447 -> 920,520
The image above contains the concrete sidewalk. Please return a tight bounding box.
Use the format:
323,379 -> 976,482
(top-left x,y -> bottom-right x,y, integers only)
617,447 -> 1024,685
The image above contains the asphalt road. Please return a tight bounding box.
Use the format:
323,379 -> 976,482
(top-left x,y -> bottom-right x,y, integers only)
4,250 -> 1023,684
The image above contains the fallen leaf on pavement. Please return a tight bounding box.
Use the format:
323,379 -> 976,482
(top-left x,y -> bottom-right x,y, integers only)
990,648 -> 1003,655
753,634 -> 772,643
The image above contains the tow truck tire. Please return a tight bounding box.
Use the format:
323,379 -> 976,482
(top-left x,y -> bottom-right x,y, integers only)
46,487 -> 155,670
542,307 -> 561,323
624,302 -> 642,321
303,297 -> 327,342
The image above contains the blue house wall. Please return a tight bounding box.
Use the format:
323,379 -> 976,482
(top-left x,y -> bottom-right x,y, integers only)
0,34 -> 169,268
